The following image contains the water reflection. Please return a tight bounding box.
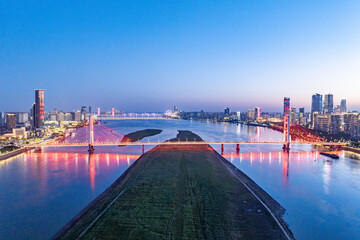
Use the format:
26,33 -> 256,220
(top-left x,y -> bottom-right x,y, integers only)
282,152 -> 289,186
221,148 -> 360,240
0,148 -> 140,240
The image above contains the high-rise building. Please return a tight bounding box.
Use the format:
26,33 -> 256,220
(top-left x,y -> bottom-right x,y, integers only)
330,114 -> 342,134
89,106 -> 92,115
34,89 -> 44,128
80,106 -> 87,121
74,110 -> 81,121
6,113 -> 16,130
224,107 -> 230,117
311,93 -> 323,125
334,105 -> 341,114
17,112 -> 29,123
299,108 -> 305,117
324,94 -> 334,114
284,97 -> 290,116
314,114 -> 330,132
297,108 -> 306,125
57,112 -> 65,122
64,113 -> 73,121
340,99 -> 347,113
0,112 -> 6,125
344,113 -> 359,139
255,107 -> 261,120
81,106 -> 87,115
290,108 -> 297,124
247,109 -> 255,121
311,93 -> 323,114
236,111 -> 241,120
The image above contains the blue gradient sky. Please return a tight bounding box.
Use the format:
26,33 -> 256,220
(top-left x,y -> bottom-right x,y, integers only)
1,0 -> 360,112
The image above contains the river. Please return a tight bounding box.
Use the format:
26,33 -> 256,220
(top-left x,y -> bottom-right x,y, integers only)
0,119 -> 359,239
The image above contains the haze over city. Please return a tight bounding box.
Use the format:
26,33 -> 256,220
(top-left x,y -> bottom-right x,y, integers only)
1,0 -> 360,112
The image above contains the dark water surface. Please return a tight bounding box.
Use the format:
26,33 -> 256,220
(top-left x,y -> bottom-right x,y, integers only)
0,119 -> 359,240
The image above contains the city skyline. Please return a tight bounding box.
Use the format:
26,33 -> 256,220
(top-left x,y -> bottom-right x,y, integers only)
1,1 -> 360,112
0,90 -> 357,114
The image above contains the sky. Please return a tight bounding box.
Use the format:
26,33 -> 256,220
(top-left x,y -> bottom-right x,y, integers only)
1,0 -> 360,113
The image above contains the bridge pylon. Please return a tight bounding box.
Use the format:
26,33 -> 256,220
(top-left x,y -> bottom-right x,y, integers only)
88,115 -> 95,154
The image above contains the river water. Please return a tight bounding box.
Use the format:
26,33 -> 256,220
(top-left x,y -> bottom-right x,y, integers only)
0,119 -> 359,239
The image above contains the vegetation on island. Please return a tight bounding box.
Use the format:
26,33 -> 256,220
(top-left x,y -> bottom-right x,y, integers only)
121,129 -> 162,142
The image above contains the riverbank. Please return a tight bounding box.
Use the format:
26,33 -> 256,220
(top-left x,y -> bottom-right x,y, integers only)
54,131 -> 293,239
0,147 -> 34,161
343,146 -> 360,154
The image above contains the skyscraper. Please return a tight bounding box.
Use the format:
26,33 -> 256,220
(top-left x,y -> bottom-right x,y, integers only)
255,107 -> 261,119
81,106 -> 87,115
299,108 -> 305,117
284,97 -> 290,116
324,94 -> 334,114
224,107 -> 230,117
6,113 -> 16,130
34,89 -> 44,128
340,99 -> 347,113
247,109 -> 255,121
311,93 -> 323,114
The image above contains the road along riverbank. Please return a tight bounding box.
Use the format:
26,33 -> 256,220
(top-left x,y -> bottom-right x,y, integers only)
54,131 -> 293,240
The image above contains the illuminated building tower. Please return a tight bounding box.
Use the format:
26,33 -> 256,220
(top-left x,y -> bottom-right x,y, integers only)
97,107 -> 100,116
6,113 -> 16,130
311,94 -> 323,113
324,94 -> 334,114
340,99 -> 347,113
247,109 -> 255,121
284,97 -> 290,117
255,107 -> 261,120
74,110 -> 81,121
311,93 -> 322,124
112,108 -> 115,116
314,115 -> 330,132
236,111 -> 241,121
330,115 -> 342,134
283,97 -> 290,151
344,113 -> 360,139
290,108 -> 296,124
34,89 -> 44,128
299,107 -> 306,125
0,112 -> 5,125
224,107 -> 230,117
81,106 -> 87,115
81,106 -> 87,121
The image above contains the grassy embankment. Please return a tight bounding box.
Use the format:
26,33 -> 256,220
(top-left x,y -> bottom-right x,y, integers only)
54,131 -> 292,240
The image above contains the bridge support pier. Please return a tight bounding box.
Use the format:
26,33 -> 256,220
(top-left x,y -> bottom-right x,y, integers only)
142,144 -> 145,154
88,115 -> 95,154
88,144 -> 95,154
282,143 -> 290,152
236,144 -> 240,153
221,144 -> 224,155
